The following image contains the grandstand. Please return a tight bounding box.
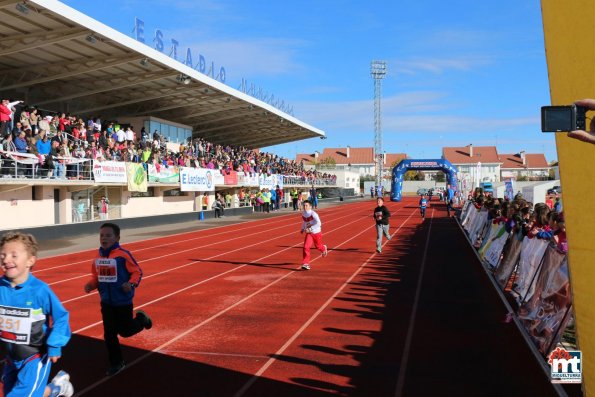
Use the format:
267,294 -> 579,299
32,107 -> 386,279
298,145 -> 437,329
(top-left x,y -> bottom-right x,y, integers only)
0,0 -> 335,230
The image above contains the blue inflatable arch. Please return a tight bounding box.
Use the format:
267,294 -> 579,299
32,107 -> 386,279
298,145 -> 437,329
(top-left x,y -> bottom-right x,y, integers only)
390,159 -> 458,201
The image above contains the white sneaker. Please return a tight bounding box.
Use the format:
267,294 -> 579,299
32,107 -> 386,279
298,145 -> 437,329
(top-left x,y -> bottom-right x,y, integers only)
49,370 -> 74,397
321,245 -> 328,257
301,264 -> 310,270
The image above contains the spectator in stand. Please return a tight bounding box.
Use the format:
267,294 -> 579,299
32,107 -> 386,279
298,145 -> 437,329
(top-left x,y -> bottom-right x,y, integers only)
14,131 -> 28,153
29,108 -> 39,135
125,126 -> 135,145
0,98 -> 12,136
2,132 -> 16,152
116,127 -> 125,144
19,107 -> 31,131
36,131 -> 51,159
51,130 -> 65,145
11,121 -> 23,139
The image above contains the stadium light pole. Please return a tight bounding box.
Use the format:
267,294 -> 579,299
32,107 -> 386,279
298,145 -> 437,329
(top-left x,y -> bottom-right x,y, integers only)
371,60 -> 387,191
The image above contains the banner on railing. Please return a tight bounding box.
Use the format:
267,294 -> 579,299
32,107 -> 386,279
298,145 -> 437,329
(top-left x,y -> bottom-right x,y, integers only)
93,160 -> 127,183
126,163 -> 148,192
512,237 -> 550,303
223,170 -> 238,185
259,174 -> 283,190
237,172 -> 259,187
179,167 -> 215,192
517,248 -> 572,354
480,224 -> 510,268
147,164 -> 180,183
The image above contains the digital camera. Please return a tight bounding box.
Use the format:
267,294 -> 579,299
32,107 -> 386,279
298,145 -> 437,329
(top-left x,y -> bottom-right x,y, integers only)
541,104 -> 587,132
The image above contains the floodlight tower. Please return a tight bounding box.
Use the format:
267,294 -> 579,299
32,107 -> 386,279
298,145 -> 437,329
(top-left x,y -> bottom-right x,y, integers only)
371,60 -> 387,190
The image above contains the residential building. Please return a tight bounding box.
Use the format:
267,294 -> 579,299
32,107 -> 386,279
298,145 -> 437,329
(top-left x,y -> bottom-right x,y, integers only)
296,147 -> 408,177
499,152 -> 550,180
443,144 -> 501,183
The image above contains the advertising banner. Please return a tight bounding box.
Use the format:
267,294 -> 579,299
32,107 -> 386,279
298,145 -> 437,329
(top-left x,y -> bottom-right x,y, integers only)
504,178 -> 515,201
481,224 -> 511,268
517,248 -> 572,355
126,163 -> 147,192
511,237 -> 550,303
237,172 -> 259,187
259,174 -> 284,190
92,160 -> 127,183
147,164 -> 180,183
179,167 -> 215,192
223,170 -> 238,185
213,171 -> 224,186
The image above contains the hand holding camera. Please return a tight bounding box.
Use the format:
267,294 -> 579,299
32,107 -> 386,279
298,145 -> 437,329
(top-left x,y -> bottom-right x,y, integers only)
542,99 -> 595,145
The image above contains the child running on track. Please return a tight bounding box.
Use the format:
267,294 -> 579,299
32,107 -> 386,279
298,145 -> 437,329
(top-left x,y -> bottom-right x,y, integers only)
300,200 -> 328,270
419,194 -> 430,219
373,197 -> 391,253
0,232 -> 74,397
84,223 -> 153,376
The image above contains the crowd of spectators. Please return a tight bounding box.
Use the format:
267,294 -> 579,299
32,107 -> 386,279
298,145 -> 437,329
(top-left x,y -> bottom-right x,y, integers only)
0,100 -> 336,184
466,187 -> 567,254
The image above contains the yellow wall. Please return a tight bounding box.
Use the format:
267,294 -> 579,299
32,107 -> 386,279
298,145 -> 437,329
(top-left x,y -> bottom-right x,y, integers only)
542,1 -> 595,394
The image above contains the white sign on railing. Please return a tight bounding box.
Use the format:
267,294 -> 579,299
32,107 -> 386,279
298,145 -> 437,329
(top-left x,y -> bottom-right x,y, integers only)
179,167 -> 215,191
92,160 -> 127,183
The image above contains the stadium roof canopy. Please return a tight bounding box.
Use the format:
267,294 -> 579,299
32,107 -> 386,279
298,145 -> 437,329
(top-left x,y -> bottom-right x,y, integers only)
0,0 -> 325,149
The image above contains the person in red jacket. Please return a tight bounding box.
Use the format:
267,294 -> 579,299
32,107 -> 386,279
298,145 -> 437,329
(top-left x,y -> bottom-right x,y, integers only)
83,223 -> 152,376
0,98 -> 12,137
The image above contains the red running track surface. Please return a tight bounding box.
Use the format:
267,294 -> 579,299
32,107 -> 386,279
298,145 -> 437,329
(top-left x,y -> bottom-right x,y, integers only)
5,198 -> 575,397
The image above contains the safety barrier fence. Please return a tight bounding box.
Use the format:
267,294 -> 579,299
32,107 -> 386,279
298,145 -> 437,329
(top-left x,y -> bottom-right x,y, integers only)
459,201 -> 575,358
0,151 -> 336,187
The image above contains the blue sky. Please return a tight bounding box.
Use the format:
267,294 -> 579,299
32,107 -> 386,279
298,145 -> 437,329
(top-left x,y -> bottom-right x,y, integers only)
63,0 -> 555,162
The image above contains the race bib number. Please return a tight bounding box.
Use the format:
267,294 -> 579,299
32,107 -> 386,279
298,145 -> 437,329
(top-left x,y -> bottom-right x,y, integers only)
375,211 -> 383,220
0,305 -> 34,344
96,258 -> 118,283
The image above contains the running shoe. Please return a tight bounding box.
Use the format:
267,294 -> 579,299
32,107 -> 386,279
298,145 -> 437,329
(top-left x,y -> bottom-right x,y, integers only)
301,264 -> 311,270
136,310 -> 153,330
49,370 -> 73,397
106,362 -> 125,376
322,245 -> 328,257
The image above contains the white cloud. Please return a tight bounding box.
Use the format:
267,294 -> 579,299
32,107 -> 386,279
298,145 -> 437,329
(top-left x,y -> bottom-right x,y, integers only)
391,56 -> 493,75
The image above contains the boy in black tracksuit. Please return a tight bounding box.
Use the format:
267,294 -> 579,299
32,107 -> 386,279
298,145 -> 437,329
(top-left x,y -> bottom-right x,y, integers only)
373,197 -> 391,253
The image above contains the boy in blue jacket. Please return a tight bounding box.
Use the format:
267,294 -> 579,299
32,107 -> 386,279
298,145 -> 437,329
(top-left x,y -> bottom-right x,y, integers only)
84,223 -> 152,376
0,232 -> 73,397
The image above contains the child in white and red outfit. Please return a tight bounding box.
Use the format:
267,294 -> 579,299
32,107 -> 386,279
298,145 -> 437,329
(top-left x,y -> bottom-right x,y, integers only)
300,200 -> 328,270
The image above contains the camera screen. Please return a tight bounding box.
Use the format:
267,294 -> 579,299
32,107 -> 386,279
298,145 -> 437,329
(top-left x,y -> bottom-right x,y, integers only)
542,107 -> 572,132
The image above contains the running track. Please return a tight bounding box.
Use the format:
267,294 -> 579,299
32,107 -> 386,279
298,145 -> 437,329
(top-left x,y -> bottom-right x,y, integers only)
16,197 -> 577,397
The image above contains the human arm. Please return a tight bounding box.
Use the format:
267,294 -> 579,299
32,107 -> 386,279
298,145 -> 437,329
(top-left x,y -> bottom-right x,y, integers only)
122,251 -> 142,292
84,260 -> 99,293
44,286 -> 72,360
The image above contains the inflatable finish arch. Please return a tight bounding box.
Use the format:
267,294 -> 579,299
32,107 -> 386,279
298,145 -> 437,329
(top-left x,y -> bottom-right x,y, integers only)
391,159 -> 458,201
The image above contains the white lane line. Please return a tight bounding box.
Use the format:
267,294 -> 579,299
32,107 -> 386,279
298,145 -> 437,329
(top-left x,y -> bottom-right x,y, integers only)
71,203 -> 388,329
394,208 -> 434,397
63,205 -> 373,306
37,211 -> 317,273
75,201 -> 402,396
233,207 -> 417,397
